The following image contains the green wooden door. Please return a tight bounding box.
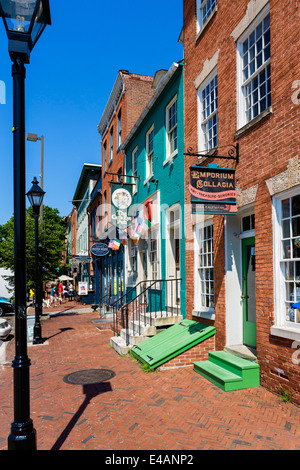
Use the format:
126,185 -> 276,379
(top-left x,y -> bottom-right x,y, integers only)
242,237 -> 257,348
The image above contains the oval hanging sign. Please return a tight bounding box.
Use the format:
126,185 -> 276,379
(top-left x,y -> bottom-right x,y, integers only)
90,243 -> 110,257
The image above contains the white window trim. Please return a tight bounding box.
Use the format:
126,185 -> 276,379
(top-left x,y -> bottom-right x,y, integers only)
145,124 -> 154,183
193,219 -> 215,319
165,94 -> 178,164
273,187 -> 300,341
147,224 -> 161,281
236,4 -> 270,130
131,146 -> 138,195
196,0 -> 218,38
109,127 -> 113,165
197,68 -> 218,153
118,110 -> 122,149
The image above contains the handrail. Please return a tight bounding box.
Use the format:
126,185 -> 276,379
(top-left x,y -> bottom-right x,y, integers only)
112,278 -> 182,342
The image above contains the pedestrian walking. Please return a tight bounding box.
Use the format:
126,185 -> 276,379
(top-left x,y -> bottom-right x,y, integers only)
50,285 -> 57,305
58,282 -> 63,304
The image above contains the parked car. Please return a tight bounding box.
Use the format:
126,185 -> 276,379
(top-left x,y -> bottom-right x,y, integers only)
0,319 -> 12,339
0,297 -> 14,317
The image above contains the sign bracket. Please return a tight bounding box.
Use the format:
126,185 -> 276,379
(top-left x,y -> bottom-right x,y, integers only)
184,143 -> 239,165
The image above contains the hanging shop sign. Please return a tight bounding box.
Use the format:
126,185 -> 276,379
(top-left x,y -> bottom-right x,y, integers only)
111,183 -> 133,229
90,243 -> 110,257
189,165 -> 237,214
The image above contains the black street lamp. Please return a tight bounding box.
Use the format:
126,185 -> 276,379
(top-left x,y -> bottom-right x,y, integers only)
27,177 -> 45,345
0,0 -> 51,451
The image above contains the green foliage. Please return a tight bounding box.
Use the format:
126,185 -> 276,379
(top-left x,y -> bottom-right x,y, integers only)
0,205 -> 67,289
279,385 -> 292,403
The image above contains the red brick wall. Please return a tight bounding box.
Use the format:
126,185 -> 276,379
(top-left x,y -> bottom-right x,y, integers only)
100,72 -> 154,228
160,335 -> 215,369
183,0 -> 300,404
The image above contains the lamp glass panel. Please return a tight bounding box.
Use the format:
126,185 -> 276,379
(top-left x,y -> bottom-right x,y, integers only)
0,0 -> 37,31
30,2 -> 45,44
28,192 -> 43,207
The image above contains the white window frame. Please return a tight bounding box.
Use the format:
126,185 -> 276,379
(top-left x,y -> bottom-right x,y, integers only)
117,109 -> 122,148
149,230 -> 159,280
109,127 -> 113,165
273,188 -> 300,340
103,141 -> 107,174
197,69 -> 218,152
165,94 -> 178,163
237,5 -> 271,130
145,124 -> 154,181
194,220 -> 214,317
196,0 -> 217,34
132,146 -> 138,195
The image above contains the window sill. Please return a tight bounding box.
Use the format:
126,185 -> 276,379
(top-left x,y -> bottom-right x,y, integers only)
163,150 -> 178,166
195,6 -> 218,44
144,174 -> 153,186
235,106 -> 272,139
270,325 -> 300,342
192,309 -> 215,321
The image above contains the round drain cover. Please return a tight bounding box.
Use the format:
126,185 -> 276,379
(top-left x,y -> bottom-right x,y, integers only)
63,369 -> 115,385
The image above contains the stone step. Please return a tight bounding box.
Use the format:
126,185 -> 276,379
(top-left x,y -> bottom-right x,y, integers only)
140,311 -> 183,327
129,320 -> 156,337
110,336 -> 131,355
120,328 -> 144,346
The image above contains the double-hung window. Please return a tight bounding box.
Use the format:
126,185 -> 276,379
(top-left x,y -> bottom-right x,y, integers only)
197,0 -> 217,32
198,72 -> 218,151
274,191 -> 300,331
166,95 -> 178,161
195,223 -> 214,312
109,127 -> 113,164
149,230 -> 158,280
146,125 -> 154,180
117,109 -> 122,148
238,11 -> 271,127
132,146 -> 138,195
103,141 -> 107,173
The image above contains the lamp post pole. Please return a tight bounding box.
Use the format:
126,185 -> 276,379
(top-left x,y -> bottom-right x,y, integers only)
33,206 -> 43,344
27,177 -> 45,344
8,56 -> 37,451
0,0 -> 51,451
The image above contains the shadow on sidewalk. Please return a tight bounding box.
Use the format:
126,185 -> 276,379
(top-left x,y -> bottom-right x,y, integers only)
51,382 -> 112,450
44,327 -> 73,341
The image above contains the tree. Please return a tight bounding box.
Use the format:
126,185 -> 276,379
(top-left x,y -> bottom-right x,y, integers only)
0,205 -> 67,290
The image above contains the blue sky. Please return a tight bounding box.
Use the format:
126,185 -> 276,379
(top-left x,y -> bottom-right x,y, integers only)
0,0 -> 183,225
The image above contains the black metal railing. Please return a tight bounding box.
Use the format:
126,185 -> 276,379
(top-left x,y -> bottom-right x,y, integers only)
112,278 -> 182,346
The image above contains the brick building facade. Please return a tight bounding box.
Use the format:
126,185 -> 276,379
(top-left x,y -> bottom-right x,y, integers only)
95,71 -> 155,304
183,0 -> 300,403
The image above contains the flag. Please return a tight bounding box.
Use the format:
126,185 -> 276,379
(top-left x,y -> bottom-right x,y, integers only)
108,239 -> 121,250
142,218 -> 151,233
135,218 -> 151,236
113,238 -> 121,250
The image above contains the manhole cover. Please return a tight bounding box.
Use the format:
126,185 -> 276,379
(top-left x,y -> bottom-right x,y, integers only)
63,369 -> 115,385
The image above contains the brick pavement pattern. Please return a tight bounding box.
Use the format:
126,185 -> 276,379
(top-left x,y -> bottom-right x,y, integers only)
0,305 -> 299,451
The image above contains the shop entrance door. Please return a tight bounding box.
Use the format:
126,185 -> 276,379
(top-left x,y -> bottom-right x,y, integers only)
242,237 -> 257,348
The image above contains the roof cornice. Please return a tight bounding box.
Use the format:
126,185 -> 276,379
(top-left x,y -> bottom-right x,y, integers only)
97,72 -> 124,138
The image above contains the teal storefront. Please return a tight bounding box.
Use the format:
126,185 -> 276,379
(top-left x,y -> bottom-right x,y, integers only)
121,60 -> 186,318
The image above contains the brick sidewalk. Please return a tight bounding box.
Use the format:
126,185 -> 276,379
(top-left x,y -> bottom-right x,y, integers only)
0,307 -> 299,451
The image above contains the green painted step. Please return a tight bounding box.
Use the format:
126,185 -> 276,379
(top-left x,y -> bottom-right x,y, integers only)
131,319 -> 215,369
193,350 -> 260,391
